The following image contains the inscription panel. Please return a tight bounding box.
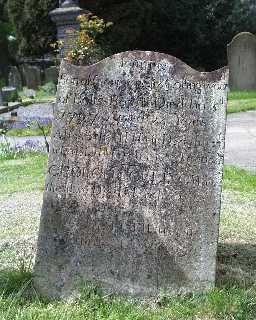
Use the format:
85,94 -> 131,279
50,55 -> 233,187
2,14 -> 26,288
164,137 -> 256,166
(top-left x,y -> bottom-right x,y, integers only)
34,51 -> 229,298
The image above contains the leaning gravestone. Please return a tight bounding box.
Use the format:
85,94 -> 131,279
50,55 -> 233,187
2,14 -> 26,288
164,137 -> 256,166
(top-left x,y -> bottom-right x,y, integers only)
227,32 -> 256,91
34,51 -> 229,298
8,66 -> 22,90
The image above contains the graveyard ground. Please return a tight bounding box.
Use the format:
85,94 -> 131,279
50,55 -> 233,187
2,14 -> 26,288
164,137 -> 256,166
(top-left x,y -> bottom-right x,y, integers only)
0,151 -> 255,319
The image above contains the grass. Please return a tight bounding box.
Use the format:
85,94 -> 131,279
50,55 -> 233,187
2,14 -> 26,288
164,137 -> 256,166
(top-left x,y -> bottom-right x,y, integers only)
223,166 -> 256,194
0,270 -> 254,320
0,153 -> 255,319
0,152 -> 48,194
228,91 -> 256,100
227,91 -> 256,113
19,82 -> 56,104
6,125 -> 52,137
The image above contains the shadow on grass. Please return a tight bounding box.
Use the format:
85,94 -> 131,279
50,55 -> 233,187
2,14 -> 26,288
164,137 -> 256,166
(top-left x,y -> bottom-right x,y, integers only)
217,242 -> 256,289
1,242 -> 255,296
0,269 -> 32,296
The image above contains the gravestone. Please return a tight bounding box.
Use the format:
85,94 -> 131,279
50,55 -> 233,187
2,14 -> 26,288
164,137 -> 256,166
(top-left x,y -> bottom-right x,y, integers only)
34,51 -> 229,298
2,86 -> 18,103
45,66 -> 59,84
21,65 -> 41,89
8,66 -> 22,90
227,32 -> 256,91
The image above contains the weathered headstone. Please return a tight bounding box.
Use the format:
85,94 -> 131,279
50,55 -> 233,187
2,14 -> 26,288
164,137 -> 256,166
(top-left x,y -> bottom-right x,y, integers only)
34,51 -> 229,298
21,65 -> 41,89
8,66 -> 22,90
227,32 -> 256,91
45,66 -> 59,84
2,86 -> 18,103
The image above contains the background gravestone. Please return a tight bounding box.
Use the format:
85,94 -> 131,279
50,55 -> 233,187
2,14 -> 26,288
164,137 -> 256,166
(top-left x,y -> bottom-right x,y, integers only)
8,66 -> 22,90
21,65 -> 42,90
227,32 -> 256,91
34,51 -> 229,298
2,86 -> 18,103
45,66 -> 59,85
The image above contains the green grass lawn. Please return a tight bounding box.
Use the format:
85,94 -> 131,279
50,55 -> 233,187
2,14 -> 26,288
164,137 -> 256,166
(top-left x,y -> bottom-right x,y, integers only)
0,153 -> 255,319
227,91 -> 256,113
6,125 -> 52,138
0,152 -> 48,194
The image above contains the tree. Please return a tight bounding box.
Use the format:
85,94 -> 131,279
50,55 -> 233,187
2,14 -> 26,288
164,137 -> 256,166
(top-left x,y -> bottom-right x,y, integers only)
6,0 -> 256,69
0,0 -> 14,75
81,0 -> 256,70
7,0 -> 58,57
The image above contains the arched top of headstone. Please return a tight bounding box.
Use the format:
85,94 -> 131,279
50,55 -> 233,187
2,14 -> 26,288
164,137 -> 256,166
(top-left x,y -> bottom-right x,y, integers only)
228,32 -> 256,47
227,32 -> 256,90
61,51 -> 228,83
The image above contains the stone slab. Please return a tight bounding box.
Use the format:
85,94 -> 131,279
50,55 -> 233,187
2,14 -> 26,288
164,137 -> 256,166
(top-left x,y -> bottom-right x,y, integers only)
227,32 -> 256,91
45,66 -> 59,84
8,66 -> 22,90
21,65 -> 41,90
34,51 -> 229,298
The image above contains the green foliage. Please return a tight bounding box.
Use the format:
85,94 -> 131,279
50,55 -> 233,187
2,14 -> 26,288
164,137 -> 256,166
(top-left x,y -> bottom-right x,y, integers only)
6,125 -> 52,137
7,0 -> 58,56
0,77 -> 6,87
81,0 -> 256,70
0,0 -> 14,63
63,13 -> 113,65
5,0 -> 256,68
37,81 -> 56,97
18,82 -> 56,102
0,141 -> 19,160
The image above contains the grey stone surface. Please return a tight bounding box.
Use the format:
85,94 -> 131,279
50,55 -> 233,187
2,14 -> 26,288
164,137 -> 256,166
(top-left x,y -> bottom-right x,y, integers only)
45,66 -> 59,84
34,52 -> 229,298
8,66 -> 22,90
227,32 -> 256,91
2,86 -> 18,102
22,65 -> 41,89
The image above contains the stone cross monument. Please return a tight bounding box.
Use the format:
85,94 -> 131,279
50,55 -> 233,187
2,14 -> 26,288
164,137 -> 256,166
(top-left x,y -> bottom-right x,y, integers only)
50,0 -> 85,56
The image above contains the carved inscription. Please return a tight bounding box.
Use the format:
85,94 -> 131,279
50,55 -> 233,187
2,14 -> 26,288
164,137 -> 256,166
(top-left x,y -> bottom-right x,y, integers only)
34,51 -> 229,298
